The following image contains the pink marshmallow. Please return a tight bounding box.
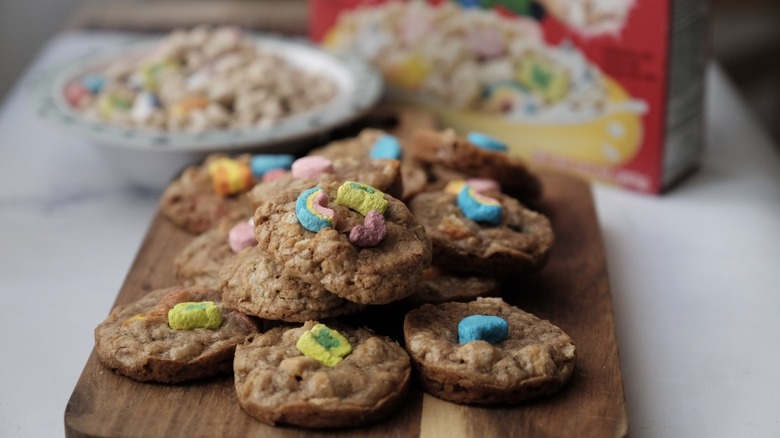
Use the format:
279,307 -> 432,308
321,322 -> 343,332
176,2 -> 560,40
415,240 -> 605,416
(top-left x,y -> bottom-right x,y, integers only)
349,210 -> 387,248
228,222 -> 257,253
467,178 -> 501,194
262,168 -> 289,182
313,190 -> 337,225
65,81 -> 90,107
291,156 -> 333,180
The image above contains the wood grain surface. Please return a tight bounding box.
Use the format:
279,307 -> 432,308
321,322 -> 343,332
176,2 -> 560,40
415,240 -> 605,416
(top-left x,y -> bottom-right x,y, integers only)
64,110 -> 627,437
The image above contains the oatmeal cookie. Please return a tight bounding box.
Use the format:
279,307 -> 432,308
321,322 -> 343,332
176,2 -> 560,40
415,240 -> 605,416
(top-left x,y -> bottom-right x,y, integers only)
254,181 -> 432,304
173,219 -> 238,289
408,129 -> 542,200
160,154 -> 256,234
409,189 -> 553,276
94,286 -> 257,383
247,155 -> 403,204
400,266 -> 501,308
234,321 -> 411,428
309,128 -> 428,200
220,246 -> 364,322
403,297 -> 576,404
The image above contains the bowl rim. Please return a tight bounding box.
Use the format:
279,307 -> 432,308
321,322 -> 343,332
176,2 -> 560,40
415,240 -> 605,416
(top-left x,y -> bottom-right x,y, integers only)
32,32 -> 383,152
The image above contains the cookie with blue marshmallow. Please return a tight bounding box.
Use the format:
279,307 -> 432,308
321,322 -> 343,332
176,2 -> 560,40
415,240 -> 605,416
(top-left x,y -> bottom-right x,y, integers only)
409,189 -> 554,276
253,181 -> 432,305
407,128 -> 542,201
403,297 -> 576,405
308,127 -> 429,201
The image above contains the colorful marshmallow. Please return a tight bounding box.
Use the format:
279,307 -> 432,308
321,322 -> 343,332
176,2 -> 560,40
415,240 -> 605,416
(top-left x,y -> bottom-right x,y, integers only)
228,221 -> 257,253
169,95 -> 208,118
445,178 -> 501,196
137,60 -> 178,91
349,210 -> 387,247
296,186 -> 337,232
65,81 -> 91,107
336,181 -> 388,216
291,156 -> 334,180
250,154 -> 295,178
81,74 -> 106,94
131,91 -> 158,123
458,315 -> 508,345
369,134 -> 403,160
467,131 -> 508,152
208,157 -> 253,196
167,301 -> 222,330
295,323 -> 352,366
262,168 -> 289,182
516,55 -> 570,104
457,185 -> 503,225
98,93 -> 132,118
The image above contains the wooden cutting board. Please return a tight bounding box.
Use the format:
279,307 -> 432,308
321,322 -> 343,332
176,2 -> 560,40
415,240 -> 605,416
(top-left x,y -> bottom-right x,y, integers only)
64,110 -> 627,437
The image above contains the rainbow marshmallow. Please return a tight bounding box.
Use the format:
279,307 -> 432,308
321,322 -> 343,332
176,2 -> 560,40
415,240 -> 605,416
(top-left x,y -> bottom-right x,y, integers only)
296,186 -> 337,232
457,185 -> 503,225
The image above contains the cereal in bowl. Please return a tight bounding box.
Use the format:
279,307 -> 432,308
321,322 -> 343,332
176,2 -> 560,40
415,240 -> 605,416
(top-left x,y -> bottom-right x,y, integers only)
69,26 -> 337,132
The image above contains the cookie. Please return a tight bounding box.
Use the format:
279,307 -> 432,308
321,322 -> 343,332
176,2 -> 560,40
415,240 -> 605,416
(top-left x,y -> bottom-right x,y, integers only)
160,154 -> 256,234
94,286 -> 258,383
403,297 -> 576,404
409,189 -> 554,276
309,128 -> 428,200
254,181 -> 432,304
247,155 -> 403,204
220,246 -> 364,322
173,220 -> 240,289
400,266 -> 501,307
408,129 -> 542,201
233,321 -> 411,428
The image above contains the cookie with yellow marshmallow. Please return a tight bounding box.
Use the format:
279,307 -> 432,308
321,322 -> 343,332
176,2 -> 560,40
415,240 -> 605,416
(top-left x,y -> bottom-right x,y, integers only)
94,286 -> 257,383
254,180 -> 432,305
160,153 -> 256,234
233,321 -> 411,428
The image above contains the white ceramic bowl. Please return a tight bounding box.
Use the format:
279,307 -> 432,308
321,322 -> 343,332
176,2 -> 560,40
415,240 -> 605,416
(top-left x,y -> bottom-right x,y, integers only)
32,34 -> 383,189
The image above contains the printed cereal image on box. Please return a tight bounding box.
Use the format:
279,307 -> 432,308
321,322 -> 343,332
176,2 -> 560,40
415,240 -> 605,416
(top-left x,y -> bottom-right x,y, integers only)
311,0 -> 708,193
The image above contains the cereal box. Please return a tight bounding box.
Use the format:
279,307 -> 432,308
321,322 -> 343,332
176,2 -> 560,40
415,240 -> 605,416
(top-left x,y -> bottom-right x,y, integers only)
310,0 -> 709,193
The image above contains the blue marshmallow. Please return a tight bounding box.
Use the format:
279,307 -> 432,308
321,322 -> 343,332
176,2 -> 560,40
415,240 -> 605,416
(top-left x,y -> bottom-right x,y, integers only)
369,134 -> 402,160
458,315 -> 508,345
467,131 -> 508,152
81,74 -> 106,94
251,154 -> 295,178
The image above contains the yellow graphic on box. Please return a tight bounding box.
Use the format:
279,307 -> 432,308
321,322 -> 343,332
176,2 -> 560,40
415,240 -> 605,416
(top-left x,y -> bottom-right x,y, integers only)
322,1 -> 646,168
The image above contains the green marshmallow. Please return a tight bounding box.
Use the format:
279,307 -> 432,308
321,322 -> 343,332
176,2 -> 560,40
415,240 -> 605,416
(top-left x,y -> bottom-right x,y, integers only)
167,301 -> 222,330
516,55 -> 570,104
296,324 -> 352,366
336,181 -> 388,216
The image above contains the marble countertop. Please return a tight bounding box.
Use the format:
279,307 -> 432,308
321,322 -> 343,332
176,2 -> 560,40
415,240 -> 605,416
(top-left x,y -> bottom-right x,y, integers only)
1,31 -> 779,437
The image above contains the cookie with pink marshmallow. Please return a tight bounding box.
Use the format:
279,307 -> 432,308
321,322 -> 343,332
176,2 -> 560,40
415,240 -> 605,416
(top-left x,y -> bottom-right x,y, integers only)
254,180 -> 432,305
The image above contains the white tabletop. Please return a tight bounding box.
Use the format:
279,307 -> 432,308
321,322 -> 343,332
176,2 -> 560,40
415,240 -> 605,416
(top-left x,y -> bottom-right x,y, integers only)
1,31 -> 778,437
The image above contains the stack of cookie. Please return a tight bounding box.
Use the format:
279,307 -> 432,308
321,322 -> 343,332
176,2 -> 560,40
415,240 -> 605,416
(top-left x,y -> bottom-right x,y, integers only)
94,126 -> 576,430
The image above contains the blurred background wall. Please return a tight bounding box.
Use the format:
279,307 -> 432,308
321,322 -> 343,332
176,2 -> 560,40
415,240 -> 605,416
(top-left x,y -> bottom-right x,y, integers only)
1,0 -> 778,139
